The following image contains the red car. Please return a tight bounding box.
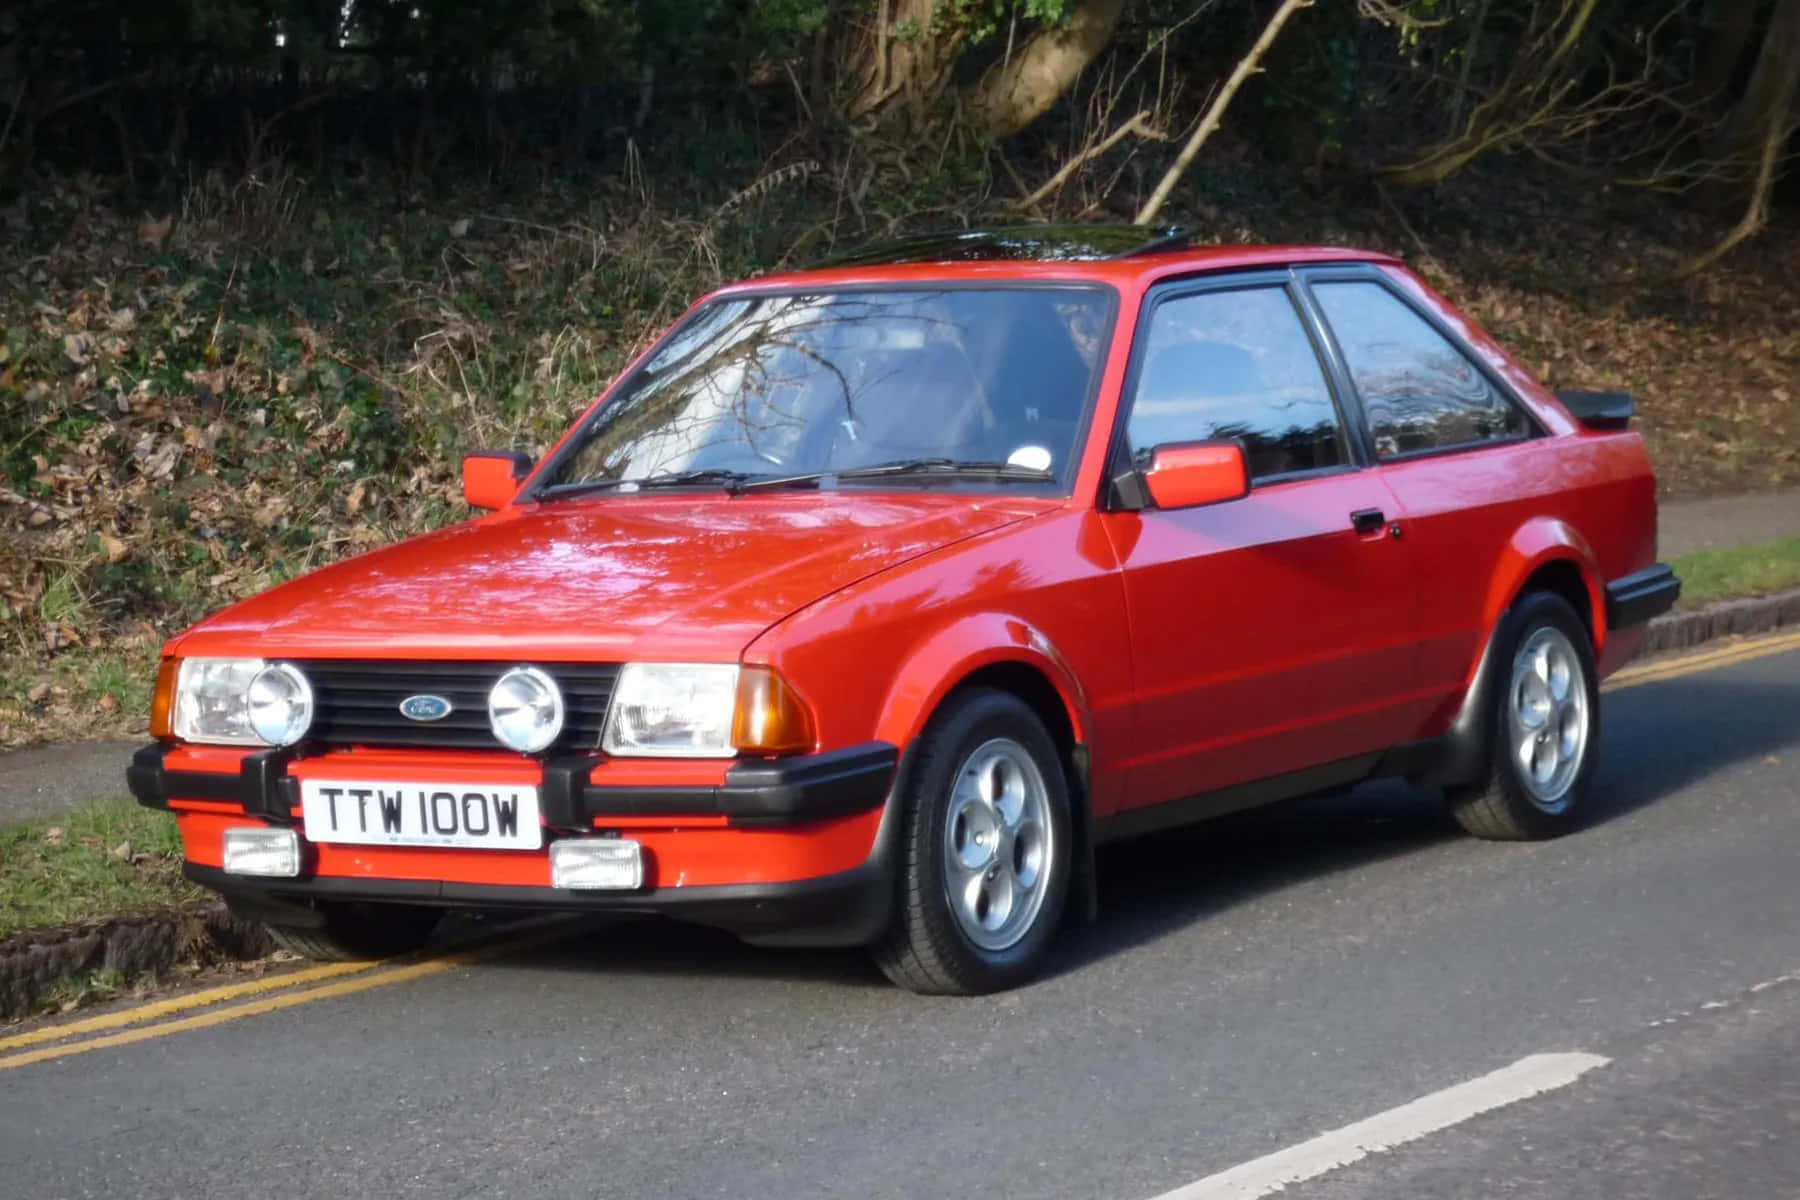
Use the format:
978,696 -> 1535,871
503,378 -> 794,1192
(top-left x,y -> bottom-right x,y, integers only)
130,228 -> 1678,994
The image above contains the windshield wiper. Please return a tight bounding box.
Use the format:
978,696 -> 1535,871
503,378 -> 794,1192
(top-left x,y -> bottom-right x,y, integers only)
737,458 -> 1053,491
541,459 -> 1053,500
539,468 -> 759,499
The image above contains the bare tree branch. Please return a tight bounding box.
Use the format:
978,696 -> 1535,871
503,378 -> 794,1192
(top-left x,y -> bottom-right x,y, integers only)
1017,109 -> 1166,209
1136,0 -> 1315,225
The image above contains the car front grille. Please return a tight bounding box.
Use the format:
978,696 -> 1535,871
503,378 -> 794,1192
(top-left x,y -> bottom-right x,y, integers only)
290,660 -> 619,752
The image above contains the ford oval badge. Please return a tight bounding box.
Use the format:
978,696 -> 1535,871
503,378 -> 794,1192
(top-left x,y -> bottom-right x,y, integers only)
399,694 -> 454,722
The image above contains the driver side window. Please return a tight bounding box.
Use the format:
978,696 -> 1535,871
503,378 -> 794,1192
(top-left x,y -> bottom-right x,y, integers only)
1127,286 -> 1347,481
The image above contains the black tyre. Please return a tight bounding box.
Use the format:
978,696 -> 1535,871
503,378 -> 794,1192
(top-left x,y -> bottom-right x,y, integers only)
264,902 -> 442,962
1448,590 -> 1601,840
872,688 -> 1072,995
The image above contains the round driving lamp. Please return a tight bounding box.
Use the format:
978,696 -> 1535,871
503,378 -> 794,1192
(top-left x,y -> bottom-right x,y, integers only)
488,666 -> 565,753
246,662 -> 314,746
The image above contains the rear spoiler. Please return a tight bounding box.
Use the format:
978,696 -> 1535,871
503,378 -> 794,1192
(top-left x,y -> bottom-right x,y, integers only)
1555,390 -> 1634,431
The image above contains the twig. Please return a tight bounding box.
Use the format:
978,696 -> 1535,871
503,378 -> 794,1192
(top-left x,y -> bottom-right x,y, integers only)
1019,109 -> 1166,210
0,71 -> 29,161
326,351 -> 405,395
1678,111 -> 1798,278
1137,0 -> 1314,224
207,256 -> 239,355
1374,183 -> 1441,275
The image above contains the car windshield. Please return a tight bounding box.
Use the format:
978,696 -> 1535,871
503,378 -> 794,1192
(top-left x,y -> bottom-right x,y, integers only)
537,287 -> 1112,494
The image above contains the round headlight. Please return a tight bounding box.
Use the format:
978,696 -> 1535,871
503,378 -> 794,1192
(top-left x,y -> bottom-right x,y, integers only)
488,666 -> 564,753
247,663 -> 314,746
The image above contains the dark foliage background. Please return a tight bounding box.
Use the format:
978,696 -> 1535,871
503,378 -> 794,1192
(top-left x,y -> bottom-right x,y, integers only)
0,0 -> 1795,743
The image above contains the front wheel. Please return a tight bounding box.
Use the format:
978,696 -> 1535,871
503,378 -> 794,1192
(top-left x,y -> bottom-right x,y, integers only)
264,902 -> 442,962
1448,590 -> 1601,840
872,689 -> 1072,995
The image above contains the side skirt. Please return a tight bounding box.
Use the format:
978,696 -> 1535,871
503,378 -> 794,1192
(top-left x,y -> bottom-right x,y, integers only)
1094,753 -> 1382,844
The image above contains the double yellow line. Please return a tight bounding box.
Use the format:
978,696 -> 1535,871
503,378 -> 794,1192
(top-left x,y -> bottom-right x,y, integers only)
1604,628 -> 1800,692
0,922 -> 568,1072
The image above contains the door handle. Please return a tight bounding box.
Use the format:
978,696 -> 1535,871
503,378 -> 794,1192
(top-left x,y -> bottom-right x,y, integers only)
1350,508 -> 1386,535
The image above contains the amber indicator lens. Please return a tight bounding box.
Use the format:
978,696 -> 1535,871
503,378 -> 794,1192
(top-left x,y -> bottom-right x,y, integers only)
732,666 -> 818,756
150,658 -> 180,739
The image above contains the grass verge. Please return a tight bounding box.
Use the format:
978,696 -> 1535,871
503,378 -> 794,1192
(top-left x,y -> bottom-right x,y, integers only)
0,640 -> 158,746
0,797 -> 203,940
1669,536 -> 1800,611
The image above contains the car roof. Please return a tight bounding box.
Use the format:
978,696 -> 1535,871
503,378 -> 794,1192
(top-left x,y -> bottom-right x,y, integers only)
726,228 -> 1401,295
813,225 -> 1195,265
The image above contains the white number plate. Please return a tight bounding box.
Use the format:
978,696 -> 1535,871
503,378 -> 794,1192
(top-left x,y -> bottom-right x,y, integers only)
300,780 -> 543,850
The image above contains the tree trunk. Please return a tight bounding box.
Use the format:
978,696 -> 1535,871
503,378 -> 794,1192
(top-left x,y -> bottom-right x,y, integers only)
849,0 -> 958,122
965,0 -> 1125,139
1684,0 -> 1800,273
1697,0 -> 1764,102
1722,0 -> 1800,155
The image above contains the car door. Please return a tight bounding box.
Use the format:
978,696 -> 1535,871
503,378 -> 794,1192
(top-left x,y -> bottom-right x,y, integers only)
1099,274 -> 1433,821
1298,267 -> 1549,716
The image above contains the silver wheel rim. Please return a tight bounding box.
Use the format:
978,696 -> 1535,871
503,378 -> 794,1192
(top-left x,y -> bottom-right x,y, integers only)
1507,626 -> 1590,812
942,738 -> 1055,952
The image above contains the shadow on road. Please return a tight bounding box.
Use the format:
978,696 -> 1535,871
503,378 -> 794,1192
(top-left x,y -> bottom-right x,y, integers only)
1587,676 -> 1800,824
489,916 -> 888,990
474,670 -> 1800,992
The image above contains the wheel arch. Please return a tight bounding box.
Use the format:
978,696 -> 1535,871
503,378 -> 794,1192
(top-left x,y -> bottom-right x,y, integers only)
873,616 -> 1099,925
1479,518 -> 1607,658
1407,523 -> 1606,791
871,614 -> 1092,750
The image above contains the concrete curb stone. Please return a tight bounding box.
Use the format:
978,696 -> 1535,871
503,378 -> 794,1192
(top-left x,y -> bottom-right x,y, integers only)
1643,587 -> 1800,655
0,904 -> 272,1021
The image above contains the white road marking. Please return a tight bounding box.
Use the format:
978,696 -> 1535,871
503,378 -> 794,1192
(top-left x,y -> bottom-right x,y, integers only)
1147,1052 -> 1609,1200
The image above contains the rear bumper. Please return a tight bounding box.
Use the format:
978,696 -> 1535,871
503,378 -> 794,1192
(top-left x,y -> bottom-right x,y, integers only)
1606,563 -> 1681,629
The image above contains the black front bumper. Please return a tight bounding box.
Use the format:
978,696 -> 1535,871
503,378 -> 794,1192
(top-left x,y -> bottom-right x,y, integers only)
131,740 -> 905,947
128,741 -> 899,828
1606,563 -> 1681,629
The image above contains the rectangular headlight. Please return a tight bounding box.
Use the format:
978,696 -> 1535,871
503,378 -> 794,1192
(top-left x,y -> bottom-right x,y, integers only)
602,663 -> 738,757
222,827 -> 301,877
173,657 -> 267,745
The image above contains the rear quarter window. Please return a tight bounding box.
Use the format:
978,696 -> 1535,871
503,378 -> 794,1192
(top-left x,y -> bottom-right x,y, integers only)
1313,280 -> 1529,458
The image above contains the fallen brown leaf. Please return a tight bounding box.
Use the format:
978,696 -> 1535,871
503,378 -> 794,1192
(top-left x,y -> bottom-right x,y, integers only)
138,214 -> 173,247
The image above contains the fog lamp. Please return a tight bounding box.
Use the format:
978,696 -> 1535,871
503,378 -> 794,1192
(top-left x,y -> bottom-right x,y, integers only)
549,839 -> 643,890
222,827 -> 301,878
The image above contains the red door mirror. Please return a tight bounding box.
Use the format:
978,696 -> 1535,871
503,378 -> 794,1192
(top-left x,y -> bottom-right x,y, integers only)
1142,440 -> 1249,510
462,452 -> 533,510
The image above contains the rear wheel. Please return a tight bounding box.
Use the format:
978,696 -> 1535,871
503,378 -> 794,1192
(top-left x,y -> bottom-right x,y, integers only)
1448,591 -> 1600,840
264,902 -> 442,962
873,689 -> 1072,995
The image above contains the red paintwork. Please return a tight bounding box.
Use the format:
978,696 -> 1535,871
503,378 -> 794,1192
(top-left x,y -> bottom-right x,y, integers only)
158,245 -> 1661,896
461,453 -> 523,510
1142,442 -> 1249,510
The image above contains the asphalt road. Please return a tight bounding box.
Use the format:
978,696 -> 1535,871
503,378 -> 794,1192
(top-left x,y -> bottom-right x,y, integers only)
3,643 -> 1798,1199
